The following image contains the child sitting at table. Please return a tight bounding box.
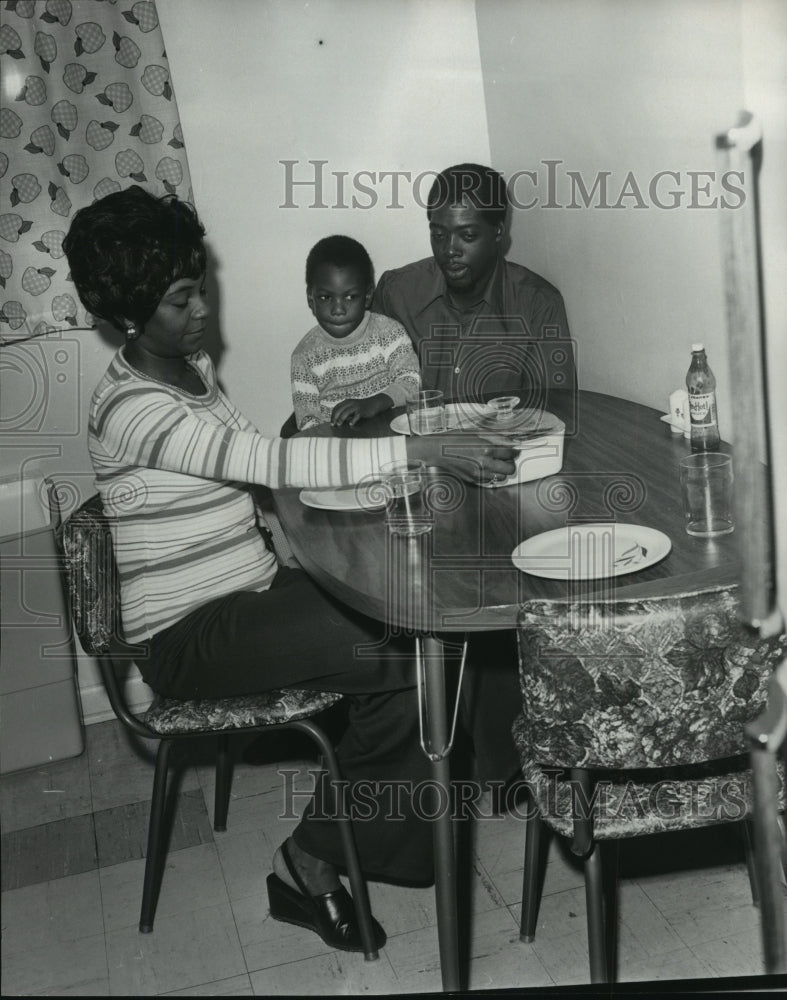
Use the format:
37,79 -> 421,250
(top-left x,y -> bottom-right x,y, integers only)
291,235 -> 421,429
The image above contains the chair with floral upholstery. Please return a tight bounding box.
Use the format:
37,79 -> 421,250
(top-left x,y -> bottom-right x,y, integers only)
745,655 -> 787,974
57,493 -> 378,959
513,585 -> 786,982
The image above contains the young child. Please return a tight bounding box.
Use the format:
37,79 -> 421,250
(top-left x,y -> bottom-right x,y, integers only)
291,235 -> 421,429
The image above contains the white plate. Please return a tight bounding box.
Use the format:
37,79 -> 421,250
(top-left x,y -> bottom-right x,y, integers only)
299,485 -> 384,512
512,524 -> 672,580
389,402 -> 492,436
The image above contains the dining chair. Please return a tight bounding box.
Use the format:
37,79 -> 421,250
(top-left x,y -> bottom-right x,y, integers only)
57,493 -> 379,959
745,655 -> 787,974
513,585 -> 786,983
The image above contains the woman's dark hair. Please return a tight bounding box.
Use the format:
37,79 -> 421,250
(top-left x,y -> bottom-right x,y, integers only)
426,163 -> 508,227
63,185 -> 207,332
305,235 -> 374,288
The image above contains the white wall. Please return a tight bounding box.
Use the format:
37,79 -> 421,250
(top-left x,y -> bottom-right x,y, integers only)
477,0 -> 748,439
157,0 -> 491,435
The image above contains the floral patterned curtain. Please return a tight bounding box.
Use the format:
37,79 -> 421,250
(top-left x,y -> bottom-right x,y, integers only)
0,0 -> 193,343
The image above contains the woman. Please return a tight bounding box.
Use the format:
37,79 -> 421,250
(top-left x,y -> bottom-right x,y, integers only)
63,186 -> 516,953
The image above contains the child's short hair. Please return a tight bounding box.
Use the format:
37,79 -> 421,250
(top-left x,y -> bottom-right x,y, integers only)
305,235 -> 374,288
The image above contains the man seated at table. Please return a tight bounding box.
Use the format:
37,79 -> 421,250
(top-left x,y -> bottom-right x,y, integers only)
373,162 -> 577,797
371,162 -> 576,408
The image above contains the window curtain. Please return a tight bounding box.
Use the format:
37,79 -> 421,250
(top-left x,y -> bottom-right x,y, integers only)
0,0 -> 193,343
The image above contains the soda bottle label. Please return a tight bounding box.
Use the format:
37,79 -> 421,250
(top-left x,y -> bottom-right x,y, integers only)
689,392 -> 717,426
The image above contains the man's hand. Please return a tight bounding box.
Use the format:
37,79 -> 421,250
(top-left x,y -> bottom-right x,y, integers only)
331,393 -> 392,427
405,433 -> 518,485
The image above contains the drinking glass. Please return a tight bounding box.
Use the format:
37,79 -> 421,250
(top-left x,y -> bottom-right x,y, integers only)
380,460 -> 432,536
679,453 -> 734,537
486,396 -> 520,423
407,390 -> 446,435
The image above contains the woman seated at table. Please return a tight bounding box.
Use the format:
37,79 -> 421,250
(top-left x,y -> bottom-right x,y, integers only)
63,186 -> 516,953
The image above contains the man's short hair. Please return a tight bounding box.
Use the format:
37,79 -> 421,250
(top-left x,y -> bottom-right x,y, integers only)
426,163 -> 508,227
305,235 -> 374,287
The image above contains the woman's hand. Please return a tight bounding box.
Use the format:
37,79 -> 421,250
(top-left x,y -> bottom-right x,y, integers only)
405,433 -> 518,485
331,393 -> 392,427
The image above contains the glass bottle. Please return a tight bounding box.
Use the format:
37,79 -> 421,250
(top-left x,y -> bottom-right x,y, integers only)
686,343 -> 720,452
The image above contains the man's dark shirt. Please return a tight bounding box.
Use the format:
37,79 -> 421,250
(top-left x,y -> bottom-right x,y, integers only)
372,256 -> 576,408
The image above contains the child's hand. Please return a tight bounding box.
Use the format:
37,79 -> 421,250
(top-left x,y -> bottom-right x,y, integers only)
331,394 -> 391,426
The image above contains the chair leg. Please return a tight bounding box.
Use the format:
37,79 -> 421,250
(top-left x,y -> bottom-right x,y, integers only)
140,739 -> 173,933
520,805 -> 541,942
749,746 -> 787,974
292,719 -> 379,962
584,842 -> 608,983
742,818 -> 760,906
214,733 -> 232,832
777,813 -> 787,888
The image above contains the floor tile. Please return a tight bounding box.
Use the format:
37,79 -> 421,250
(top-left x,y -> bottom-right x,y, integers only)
511,887 -> 592,986
209,779 -> 300,840
472,806 -> 528,877
616,945 -> 716,983
106,901 -> 246,995
690,932 -> 770,979
1,870 -> 104,956
640,864 -> 758,947
465,926 -> 553,992
616,880 -> 686,958
1,932 -> 109,997
0,752 -> 92,835
233,889 -> 335,971
249,950 -> 400,996
382,904 -> 530,992
94,788 -> 214,868
1,812 -> 97,890
162,973 -> 254,995
214,826 -> 279,903
364,856 -> 503,940
100,842 -> 231,932
473,810 -> 586,906
198,758 -> 319,856
86,719 -> 200,812
196,752 -> 312,802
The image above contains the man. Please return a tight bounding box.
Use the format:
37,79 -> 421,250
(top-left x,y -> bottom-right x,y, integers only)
373,163 -> 577,795
372,163 -> 575,408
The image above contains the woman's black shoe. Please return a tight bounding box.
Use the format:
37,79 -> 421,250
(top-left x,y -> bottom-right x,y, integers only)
266,842 -> 386,954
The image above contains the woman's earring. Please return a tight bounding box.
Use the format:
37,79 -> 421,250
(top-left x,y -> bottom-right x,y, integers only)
126,324 -> 138,341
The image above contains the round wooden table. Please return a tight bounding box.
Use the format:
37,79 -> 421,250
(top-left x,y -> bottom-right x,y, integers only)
272,390 -> 738,991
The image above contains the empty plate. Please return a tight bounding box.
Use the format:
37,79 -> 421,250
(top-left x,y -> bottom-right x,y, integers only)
512,524 -> 672,580
299,485 -> 384,511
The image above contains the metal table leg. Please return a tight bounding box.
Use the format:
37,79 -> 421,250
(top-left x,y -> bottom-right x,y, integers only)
419,634 -> 464,992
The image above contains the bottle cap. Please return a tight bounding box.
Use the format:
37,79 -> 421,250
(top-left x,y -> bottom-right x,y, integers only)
691,342 -> 704,352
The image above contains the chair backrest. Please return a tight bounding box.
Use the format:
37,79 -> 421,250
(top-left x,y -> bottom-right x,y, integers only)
57,494 -> 121,656
57,494 -> 154,734
517,585 -> 787,770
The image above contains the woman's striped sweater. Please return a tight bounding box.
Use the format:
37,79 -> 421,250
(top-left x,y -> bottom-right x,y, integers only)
89,348 -> 406,644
